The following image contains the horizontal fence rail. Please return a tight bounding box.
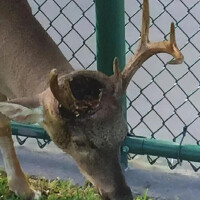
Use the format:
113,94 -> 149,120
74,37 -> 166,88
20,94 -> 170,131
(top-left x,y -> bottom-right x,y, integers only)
12,122 -> 200,171
11,122 -> 51,148
121,136 -> 200,171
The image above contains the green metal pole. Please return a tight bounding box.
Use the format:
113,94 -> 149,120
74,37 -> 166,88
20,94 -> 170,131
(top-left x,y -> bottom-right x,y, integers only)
95,0 -> 125,75
95,0 -> 127,167
95,0 -> 126,117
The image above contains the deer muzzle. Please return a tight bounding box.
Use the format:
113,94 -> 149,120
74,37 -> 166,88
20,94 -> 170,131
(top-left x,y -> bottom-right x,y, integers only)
79,153 -> 133,200
98,185 -> 132,200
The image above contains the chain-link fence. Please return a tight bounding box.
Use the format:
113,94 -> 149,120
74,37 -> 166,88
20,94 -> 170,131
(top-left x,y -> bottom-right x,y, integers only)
28,0 -> 96,70
21,0 -> 200,171
125,0 -> 200,171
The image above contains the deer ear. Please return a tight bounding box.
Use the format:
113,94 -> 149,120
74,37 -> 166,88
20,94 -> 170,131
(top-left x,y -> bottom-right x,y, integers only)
0,97 -> 43,124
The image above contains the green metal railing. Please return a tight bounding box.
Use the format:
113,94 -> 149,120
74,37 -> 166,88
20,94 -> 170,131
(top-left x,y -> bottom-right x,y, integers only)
12,120 -> 200,170
12,0 -> 200,172
122,135 -> 200,170
11,122 -> 50,148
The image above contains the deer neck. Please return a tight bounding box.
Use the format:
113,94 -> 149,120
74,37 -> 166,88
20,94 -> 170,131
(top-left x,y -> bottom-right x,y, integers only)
0,0 -> 74,99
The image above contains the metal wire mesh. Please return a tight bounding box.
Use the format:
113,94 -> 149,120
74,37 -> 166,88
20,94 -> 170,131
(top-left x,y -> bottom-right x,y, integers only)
28,0 -> 96,70
24,0 -> 200,170
125,0 -> 200,171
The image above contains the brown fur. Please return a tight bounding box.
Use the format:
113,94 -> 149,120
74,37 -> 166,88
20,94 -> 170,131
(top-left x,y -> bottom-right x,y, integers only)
0,0 -> 73,99
0,113 -> 35,199
0,1 -> 72,198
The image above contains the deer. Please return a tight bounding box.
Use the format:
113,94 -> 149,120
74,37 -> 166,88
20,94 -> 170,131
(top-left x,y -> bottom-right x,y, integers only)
0,0 -> 183,199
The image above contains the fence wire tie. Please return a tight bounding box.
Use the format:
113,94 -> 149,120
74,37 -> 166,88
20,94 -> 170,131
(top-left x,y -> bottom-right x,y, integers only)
177,126 -> 187,166
16,135 -> 28,145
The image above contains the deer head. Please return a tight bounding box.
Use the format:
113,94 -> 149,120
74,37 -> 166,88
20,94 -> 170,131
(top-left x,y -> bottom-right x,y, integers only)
0,0 -> 183,199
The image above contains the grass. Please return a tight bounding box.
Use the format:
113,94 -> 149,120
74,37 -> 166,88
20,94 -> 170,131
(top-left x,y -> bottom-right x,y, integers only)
0,170 -> 153,200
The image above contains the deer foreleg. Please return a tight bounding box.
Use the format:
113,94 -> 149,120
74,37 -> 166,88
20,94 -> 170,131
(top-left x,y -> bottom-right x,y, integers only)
0,116 -> 40,200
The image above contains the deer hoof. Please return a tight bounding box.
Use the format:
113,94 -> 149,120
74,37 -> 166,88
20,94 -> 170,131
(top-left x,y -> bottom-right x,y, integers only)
10,184 -> 41,200
19,189 -> 41,200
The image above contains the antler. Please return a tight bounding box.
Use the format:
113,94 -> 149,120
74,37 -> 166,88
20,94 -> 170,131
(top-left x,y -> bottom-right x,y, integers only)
49,69 -> 114,117
49,69 -> 77,111
121,0 -> 184,90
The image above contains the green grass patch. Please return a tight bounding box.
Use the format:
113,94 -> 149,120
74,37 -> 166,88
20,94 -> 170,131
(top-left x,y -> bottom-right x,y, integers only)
0,170 -> 153,200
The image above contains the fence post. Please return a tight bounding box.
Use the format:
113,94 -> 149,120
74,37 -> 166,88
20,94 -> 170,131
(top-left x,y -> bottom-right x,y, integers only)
95,0 -> 127,167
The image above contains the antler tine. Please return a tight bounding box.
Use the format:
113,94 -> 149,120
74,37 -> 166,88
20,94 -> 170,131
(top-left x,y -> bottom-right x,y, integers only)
49,69 -> 76,110
113,57 -> 121,79
167,22 -> 183,64
170,22 -> 175,45
49,68 -> 60,101
121,0 -> 184,91
141,0 -> 150,45
112,57 -> 123,97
